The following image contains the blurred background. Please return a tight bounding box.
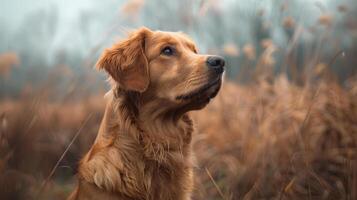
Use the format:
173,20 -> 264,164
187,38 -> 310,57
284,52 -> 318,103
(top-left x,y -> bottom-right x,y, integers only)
0,0 -> 356,199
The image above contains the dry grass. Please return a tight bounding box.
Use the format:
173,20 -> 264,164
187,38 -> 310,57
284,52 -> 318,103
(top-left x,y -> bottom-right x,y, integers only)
0,52 -> 20,78
0,72 -> 356,200
0,95 -> 104,200
192,76 -> 357,199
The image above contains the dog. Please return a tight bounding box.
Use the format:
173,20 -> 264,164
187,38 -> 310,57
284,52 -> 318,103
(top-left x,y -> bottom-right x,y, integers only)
68,27 -> 225,200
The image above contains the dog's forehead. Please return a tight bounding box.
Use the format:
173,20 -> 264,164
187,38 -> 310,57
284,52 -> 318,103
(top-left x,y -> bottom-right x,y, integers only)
150,31 -> 196,47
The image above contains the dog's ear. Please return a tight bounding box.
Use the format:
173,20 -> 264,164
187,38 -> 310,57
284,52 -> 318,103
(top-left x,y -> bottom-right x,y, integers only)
96,27 -> 151,92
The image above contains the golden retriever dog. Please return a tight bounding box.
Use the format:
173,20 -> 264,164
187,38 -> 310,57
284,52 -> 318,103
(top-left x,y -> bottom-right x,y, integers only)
68,27 -> 225,200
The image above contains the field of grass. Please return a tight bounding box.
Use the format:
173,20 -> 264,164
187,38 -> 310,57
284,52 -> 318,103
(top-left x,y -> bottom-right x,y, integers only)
0,70 -> 356,199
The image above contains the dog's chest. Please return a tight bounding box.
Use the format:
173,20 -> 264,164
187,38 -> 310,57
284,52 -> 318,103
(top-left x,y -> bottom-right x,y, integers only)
136,117 -> 194,199
143,152 -> 194,200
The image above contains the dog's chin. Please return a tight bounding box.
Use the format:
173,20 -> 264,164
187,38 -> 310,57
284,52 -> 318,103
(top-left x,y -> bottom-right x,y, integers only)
175,78 -> 222,110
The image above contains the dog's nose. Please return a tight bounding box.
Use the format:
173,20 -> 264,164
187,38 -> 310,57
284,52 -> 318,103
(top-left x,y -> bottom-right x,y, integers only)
206,56 -> 225,74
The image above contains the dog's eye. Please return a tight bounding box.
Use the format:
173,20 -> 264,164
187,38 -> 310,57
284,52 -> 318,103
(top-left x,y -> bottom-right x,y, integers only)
161,46 -> 174,56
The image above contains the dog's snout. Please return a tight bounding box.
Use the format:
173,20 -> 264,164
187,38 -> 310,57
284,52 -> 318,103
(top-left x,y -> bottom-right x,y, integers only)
206,56 -> 225,74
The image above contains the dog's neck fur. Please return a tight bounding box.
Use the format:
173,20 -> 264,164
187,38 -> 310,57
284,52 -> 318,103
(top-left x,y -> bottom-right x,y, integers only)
78,86 -> 194,198
111,86 -> 194,141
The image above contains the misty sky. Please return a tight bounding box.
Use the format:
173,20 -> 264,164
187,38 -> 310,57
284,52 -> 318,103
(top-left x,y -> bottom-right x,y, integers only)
0,0 -> 354,66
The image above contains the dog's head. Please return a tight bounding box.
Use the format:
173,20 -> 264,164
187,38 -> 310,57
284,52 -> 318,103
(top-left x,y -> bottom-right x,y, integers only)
97,27 -> 225,111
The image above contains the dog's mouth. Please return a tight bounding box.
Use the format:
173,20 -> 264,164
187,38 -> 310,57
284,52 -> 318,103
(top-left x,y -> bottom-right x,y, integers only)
175,78 -> 222,101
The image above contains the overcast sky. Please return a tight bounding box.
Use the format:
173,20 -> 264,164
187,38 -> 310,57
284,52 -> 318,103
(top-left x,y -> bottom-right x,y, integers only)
0,0 -> 353,64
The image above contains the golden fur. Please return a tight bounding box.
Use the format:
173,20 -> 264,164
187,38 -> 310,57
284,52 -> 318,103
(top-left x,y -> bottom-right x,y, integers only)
68,27 -> 224,200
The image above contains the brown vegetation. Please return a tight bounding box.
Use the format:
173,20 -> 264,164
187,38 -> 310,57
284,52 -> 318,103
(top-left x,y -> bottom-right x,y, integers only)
0,52 -> 20,78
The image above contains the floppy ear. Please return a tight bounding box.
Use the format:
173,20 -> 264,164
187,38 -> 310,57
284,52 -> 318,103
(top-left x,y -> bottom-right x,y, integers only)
96,27 -> 151,92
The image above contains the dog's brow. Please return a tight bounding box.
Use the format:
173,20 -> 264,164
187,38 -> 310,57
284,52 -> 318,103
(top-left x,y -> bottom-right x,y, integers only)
176,35 -> 197,53
156,41 -> 177,50
153,36 -> 178,46
150,33 -> 198,55
185,42 -> 197,53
